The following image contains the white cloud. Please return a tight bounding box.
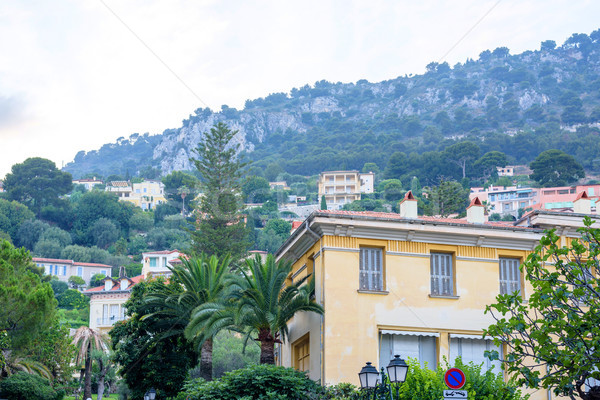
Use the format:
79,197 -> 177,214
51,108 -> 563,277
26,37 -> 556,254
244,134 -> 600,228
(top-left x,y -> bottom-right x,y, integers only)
0,0 -> 598,177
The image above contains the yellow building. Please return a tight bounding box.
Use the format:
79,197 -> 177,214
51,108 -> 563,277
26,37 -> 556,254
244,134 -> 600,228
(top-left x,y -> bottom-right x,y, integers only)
105,180 -> 167,210
275,192 -> 598,400
318,170 -> 375,210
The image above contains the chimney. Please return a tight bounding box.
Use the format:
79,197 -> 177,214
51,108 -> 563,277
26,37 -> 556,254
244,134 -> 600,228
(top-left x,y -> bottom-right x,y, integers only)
573,191 -> 591,214
399,191 -> 418,219
119,266 -> 126,278
467,197 -> 485,224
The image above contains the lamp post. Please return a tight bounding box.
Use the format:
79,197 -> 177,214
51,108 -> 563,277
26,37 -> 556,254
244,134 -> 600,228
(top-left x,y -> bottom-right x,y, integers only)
358,355 -> 408,400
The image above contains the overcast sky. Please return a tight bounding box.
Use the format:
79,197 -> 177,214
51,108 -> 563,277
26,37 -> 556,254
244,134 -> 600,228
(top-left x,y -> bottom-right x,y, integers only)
0,0 -> 599,178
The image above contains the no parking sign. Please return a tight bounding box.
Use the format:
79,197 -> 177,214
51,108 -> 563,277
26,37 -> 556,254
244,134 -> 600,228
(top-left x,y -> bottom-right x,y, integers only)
443,368 -> 467,399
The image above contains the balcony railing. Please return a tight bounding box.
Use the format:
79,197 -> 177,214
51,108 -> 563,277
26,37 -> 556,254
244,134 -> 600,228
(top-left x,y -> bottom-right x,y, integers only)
96,316 -> 125,327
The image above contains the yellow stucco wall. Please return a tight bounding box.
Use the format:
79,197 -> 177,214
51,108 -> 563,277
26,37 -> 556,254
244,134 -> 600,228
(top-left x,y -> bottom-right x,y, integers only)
282,235 -> 552,400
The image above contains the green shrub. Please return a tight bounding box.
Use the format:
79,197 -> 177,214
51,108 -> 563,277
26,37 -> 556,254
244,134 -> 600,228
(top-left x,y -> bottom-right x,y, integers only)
396,358 -> 528,400
0,371 -> 64,400
177,364 -> 323,400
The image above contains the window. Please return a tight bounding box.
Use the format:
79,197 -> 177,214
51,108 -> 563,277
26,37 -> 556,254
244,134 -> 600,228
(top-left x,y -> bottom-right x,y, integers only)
499,258 -> 521,295
149,257 -> 157,268
101,269 -> 107,276
293,334 -> 310,373
359,248 -> 383,291
110,304 -> 119,321
77,266 -> 83,277
380,332 -> 437,370
62,266 -> 67,276
449,336 -> 502,373
430,253 -> 453,296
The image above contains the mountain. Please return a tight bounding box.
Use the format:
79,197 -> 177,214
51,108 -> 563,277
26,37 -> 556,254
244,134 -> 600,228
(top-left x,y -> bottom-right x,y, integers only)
64,30 -> 600,182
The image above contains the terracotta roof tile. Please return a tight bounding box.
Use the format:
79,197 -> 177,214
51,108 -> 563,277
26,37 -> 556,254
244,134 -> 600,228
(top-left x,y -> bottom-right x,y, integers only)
315,210 -> 535,230
73,262 -> 112,268
32,258 -> 74,265
575,190 -> 589,201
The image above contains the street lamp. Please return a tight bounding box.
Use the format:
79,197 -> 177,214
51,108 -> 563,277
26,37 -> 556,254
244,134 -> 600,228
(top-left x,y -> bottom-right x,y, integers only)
387,355 -> 408,399
144,393 -> 149,400
358,362 -> 380,389
358,356 -> 408,399
386,355 -> 408,383
149,388 -> 156,400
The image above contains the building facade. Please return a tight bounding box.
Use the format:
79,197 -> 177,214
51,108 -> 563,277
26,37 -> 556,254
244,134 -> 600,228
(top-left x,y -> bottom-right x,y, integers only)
33,257 -> 112,286
275,192 -> 598,400
471,184 -> 600,217
318,171 -> 375,210
84,274 -> 144,333
141,249 -> 183,278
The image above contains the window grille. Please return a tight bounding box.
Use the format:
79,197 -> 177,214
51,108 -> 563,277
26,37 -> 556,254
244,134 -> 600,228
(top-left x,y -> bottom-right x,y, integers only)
359,248 -> 383,291
430,253 -> 453,296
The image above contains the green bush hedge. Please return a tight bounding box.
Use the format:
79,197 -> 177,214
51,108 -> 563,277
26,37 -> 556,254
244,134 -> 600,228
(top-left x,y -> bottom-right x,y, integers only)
177,364 -> 323,400
0,372 -> 64,400
395,358 -> 528,400
176,359 -> 527,400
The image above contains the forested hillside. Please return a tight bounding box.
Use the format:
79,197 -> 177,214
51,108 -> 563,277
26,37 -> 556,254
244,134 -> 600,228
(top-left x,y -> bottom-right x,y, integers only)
64,30 -> 600,184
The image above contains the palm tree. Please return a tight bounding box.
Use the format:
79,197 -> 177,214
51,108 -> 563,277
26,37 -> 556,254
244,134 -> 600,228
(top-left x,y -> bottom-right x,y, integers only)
1,351 -> 53,381
71,326 -> 107,400
230,254 -> 324,364
143,254 -> 231,381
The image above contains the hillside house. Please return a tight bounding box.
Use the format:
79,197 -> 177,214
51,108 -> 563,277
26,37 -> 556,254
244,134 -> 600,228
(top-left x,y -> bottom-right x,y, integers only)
274,191 -> 598,400
141,249 -> 184,278
34,257 -> 112,286
84,273 -> 144,333
105,180 -> 167,210
72,177 -> 104,191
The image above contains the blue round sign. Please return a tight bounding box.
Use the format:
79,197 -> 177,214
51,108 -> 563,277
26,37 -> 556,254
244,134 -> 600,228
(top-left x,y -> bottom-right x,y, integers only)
444,368 -> 466,389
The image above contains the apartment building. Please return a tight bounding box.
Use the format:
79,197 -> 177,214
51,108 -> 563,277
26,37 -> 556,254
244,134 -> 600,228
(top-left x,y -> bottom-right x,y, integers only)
274,191 -> 598,400
33,257 -> 112,286
318,171 -> 375,210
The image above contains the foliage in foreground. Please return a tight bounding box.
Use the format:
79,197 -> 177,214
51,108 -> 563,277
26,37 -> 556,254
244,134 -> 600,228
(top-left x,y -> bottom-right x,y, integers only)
110,278 -> 196,399
176,364 -> 323,400
485,217 -> 600,400
393,358 -> 527,400
0,371 -> 65,400
176,358 -> 526,400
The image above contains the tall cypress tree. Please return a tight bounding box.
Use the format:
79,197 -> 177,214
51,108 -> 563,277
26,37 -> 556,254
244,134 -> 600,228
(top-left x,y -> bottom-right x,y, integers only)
189,122 -> 249,260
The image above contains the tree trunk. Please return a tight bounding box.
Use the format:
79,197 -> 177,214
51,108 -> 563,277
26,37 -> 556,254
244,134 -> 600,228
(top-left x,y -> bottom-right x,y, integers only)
199,337 -> 213,381
83,348 -> 92,400
97,358 -> 107,400
258,329 -> 275,365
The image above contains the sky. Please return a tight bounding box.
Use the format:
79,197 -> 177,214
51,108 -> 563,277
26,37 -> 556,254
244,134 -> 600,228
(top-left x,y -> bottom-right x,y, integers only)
0,0 -> 599,178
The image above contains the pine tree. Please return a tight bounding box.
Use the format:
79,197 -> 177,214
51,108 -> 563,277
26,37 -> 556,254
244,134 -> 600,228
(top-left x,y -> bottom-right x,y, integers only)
320,195 -> 327,210
189,122 -> 249,260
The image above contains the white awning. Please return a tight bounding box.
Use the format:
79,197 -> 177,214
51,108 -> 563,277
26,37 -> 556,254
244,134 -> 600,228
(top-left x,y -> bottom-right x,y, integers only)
449,333 -> 485,340
380,330 -> 439,337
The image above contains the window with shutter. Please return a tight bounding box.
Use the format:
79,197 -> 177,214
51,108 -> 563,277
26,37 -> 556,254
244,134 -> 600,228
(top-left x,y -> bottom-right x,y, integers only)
359,248 -> 383,291
499,258 -> 521,295
430,253 -> 453,296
